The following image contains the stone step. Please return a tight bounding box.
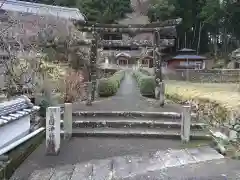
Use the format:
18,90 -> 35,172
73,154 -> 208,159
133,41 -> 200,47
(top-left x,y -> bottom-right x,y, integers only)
61,128 -> 211,140
28,146 -> 224,180
60,118 -> 206,130
72,111 -> 182,119
122,159 -> 232,180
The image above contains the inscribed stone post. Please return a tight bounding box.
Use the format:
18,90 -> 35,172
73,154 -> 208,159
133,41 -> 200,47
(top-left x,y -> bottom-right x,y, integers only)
46,107 -> 61,155
181,105 -> 191,143
63,103 -> 72,140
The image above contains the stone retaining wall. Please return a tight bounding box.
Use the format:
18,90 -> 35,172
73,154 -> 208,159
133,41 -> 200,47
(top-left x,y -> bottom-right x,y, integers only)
165,91 -> 240,157
165,69 -> 240,83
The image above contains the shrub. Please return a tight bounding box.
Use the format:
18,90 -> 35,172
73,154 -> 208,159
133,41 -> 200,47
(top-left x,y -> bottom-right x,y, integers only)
62,70 -> 86,103
139,68 -> 152,76
39,99 -> 50,118
98,70 -> 125,97
133,71 -> 155,97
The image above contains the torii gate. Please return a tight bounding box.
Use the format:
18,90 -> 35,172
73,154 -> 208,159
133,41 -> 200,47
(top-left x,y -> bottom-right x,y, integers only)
71,18 -> 182,106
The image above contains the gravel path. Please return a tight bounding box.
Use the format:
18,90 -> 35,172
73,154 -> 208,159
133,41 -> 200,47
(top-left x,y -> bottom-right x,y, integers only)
73,71 -> 183,112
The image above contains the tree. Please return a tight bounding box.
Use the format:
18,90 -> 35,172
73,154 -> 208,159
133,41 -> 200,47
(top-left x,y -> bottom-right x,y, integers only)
198,0 -> 222,55
0,1 -> 83,102
147,0 -> 176,22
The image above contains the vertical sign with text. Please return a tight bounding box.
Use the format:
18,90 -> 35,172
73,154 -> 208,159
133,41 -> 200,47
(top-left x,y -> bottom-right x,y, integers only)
46,107 -> 60,155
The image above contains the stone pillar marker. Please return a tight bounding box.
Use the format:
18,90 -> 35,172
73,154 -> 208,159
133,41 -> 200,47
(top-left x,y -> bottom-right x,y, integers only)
228,111 -> 237,141
63,103 -> 72,140
181,105 -> 191,143
46,107 -> 61,156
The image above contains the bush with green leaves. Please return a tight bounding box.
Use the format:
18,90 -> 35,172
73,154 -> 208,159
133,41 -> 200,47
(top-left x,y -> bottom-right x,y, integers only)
98,70 -> 125,97
39,99 -> 51,118
133,71 -> 156,97
139,68 -> 152,76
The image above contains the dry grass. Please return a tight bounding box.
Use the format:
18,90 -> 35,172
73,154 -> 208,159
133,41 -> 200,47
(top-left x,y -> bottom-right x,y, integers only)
165,80 -> 240,111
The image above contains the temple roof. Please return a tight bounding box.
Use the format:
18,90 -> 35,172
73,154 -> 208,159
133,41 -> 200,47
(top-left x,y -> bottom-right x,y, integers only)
0,0 -> 85,21
178,48 -> 196,52
0,96 -> 39,128
172,55 -> 206,60
115,52 -> 131,58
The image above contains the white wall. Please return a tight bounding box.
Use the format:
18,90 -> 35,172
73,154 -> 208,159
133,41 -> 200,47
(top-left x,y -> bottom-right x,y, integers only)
0,116 -> 30,149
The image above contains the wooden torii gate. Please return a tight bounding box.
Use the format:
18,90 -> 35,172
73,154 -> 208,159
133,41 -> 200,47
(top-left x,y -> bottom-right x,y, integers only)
71,18 -> 182,106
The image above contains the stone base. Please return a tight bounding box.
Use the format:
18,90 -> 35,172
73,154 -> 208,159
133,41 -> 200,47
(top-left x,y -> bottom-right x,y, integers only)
155,87 -> 160,99
46,148 -> 60,156
86,82 -> 93,106
64,133 -> 72,140
85,101 -> 92,106
155,82 -> 165,107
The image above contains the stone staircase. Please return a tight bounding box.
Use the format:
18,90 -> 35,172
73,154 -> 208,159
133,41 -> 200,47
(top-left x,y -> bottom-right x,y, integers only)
60,111 -> 210,140
28,146 -> 224,180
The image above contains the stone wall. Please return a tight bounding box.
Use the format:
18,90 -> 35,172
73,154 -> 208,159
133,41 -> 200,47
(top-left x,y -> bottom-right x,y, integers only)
164,69 -> 240,83
165,89 -> 240,157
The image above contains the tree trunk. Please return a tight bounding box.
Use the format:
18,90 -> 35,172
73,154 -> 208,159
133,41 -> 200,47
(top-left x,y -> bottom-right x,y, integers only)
192,25 -> 196,47
177,37 -> 180,49
197,22 -> 204,55
213,33 -> 218,58
184,32 -> 187,48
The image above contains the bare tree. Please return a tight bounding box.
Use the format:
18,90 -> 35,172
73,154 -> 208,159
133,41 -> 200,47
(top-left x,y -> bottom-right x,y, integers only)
0,2 -> 89,103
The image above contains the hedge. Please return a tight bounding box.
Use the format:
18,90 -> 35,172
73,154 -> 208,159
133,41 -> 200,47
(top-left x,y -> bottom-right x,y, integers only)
98,70 -> 125,97
133,71 -> 155,97
139,68 -> 152,76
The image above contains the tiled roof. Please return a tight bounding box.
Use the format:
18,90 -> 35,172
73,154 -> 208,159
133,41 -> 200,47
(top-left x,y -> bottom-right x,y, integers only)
116,52 -> 131,58
178,48 -> 196,52
0,96 -> 39,127
172,55 -> 207,60
0,0 -> 85,21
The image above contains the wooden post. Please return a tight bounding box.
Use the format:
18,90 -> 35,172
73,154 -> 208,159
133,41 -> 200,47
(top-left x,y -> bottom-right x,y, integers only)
181,105 -> 191,143
46,107 -> 60,156
63,103 -> 72,140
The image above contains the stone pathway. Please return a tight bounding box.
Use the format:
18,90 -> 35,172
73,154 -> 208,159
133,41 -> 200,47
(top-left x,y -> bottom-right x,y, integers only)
24,146 -> 225,180
73,71 -> 183,113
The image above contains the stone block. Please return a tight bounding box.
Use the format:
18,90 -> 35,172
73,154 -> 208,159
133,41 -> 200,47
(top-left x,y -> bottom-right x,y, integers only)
46,107 -> 60,156
63,103 -> 72,140
181,105 -> 191,143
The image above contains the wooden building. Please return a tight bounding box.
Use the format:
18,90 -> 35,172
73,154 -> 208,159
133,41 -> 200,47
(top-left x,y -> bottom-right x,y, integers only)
167,48 -> 207,69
